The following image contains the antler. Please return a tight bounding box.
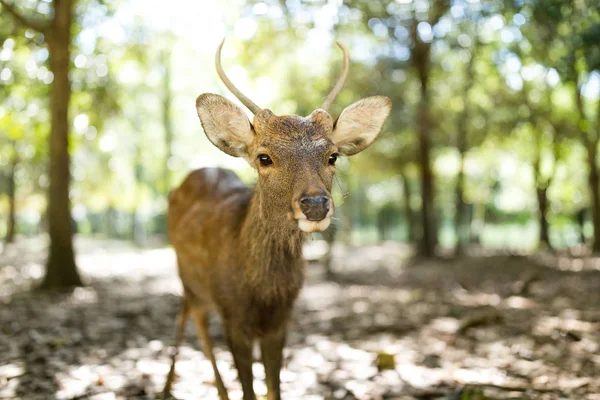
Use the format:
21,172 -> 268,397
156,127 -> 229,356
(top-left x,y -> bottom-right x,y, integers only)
321,41 -> 350,112
215,39 -> 262,115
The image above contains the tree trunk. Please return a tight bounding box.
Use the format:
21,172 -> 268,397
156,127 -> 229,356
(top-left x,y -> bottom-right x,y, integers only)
410,12 -> 439,258
161,48 -> 173,194
588,144 -> 600,252
400,171 -> 415,243
417,93 -> 436,257
454,43 -> 476,256
574,76 -> 600,252
41,0 -> 82,289
5,152 -> 17,244
576,208 -> 586,245
455,148 -> 468,254
131,210 -> 138,243
131,143 -> 143,245
408,2 -> 448,257
532,127 -> 553,251
377,210 -> 386,242
536,187 -> 551,249
470,202 -> 484,245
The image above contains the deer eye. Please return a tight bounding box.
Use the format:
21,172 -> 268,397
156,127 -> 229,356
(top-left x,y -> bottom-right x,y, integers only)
258,154 -> 273,166
328,153 -> 339,166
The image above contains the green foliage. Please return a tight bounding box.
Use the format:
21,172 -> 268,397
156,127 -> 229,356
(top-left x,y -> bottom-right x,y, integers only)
2,0 -> 599,249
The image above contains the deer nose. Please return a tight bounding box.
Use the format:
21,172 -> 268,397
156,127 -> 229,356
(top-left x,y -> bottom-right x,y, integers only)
299,196 -> 330,221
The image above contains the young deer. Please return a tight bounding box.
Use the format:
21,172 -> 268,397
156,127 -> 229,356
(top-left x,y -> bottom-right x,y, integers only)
164,39 -> 391,400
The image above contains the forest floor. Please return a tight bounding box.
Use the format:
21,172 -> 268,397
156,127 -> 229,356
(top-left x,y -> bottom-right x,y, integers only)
0,237 -> 599,400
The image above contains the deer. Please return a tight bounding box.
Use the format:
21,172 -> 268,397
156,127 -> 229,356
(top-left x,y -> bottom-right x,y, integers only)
163,39 -> 391,400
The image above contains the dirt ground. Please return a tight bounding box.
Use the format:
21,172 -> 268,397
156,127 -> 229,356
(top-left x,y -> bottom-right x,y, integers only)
0,238 -> 599,400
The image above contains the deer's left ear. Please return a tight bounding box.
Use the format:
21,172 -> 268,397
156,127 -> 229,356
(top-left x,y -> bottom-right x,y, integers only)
331,96 -> 392,156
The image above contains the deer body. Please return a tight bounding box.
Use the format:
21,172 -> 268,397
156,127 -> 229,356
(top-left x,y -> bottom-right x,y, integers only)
169,167 -> 304,337
164,40 -> 391,400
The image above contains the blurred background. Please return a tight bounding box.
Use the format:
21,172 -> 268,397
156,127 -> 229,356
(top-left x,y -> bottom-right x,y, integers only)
1,0 -> 599,257
1,0 -> 600,399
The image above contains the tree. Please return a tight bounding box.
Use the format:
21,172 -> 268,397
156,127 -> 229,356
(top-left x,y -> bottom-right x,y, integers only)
333,0 -> 449,255
4,141 -> 17,244
400,169 -> 416,243
1,0 -> 82,287
161,43 -> 174,194
453,28 -> 480,254
410,0 -> 449,257
518,0 -> 600,251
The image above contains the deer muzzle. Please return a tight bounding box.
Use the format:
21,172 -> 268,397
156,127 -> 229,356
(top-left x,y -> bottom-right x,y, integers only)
295,194 -> 333,233
300,196 -> 330,221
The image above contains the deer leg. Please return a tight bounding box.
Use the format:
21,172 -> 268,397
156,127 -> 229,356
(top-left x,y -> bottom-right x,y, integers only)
225,328 -> 255,400
260,332 -> 285,400
191,308 -> 229,400
162,296 -> 190,398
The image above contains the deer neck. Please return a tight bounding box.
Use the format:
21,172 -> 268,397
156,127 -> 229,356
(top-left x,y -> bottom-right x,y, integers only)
239,187 -> 305,299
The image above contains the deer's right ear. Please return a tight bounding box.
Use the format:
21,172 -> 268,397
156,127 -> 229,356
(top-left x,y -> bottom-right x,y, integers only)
331,96 -> 392,156
196,93 -> 254,158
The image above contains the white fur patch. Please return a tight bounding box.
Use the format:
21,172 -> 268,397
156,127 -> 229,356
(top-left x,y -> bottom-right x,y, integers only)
298,216 -> 331,233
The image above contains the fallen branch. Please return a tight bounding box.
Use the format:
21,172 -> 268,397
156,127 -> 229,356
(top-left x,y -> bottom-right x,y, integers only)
406,387 -> 450,399
0,371 -> 27,384
457,309 -> 503,334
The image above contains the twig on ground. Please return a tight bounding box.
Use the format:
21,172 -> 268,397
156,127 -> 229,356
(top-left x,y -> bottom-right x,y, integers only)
457,309 -> 503,334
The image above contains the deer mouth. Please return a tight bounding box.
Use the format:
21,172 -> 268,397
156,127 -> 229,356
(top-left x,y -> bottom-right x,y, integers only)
297,216 -> 332,233
290,197 -> 334,233
295,205 -> 334,233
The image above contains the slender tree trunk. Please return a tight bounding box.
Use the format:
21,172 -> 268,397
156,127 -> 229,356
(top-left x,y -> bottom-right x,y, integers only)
574,79 -> 600,252
412,30 -> 436,256
161,48 -> 173,194
470,202 -> 484,244
131,210 -> 138,243
131,143 -> 143,245
536,187 -> 551,248
588,143 -> 600,252
5,152 -> 17,244
592,99 -> 600,252
532,127 -> 553,250
576,208 -> 586,245
410,7 -> 444,257
400,171 -> 415,243
105,206 -> 115,237
41,0 -> 82,289
454,42 -> 476,256
417,90 -> 436,256
377,210 -> 386,242
409,0 -> 447,257
455,150 -> 467,254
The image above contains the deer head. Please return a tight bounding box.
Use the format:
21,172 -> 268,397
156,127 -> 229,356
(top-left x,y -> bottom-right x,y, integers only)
196,40 -> 391,233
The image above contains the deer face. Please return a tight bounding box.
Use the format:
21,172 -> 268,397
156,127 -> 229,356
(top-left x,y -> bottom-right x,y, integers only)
195,41 -> 391,233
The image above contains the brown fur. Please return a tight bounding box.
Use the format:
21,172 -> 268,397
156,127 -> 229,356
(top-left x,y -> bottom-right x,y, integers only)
164,93 -> 391,400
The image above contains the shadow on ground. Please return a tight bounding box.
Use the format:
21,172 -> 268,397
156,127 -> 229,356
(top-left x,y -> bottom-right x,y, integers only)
1,238 -> 599,399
